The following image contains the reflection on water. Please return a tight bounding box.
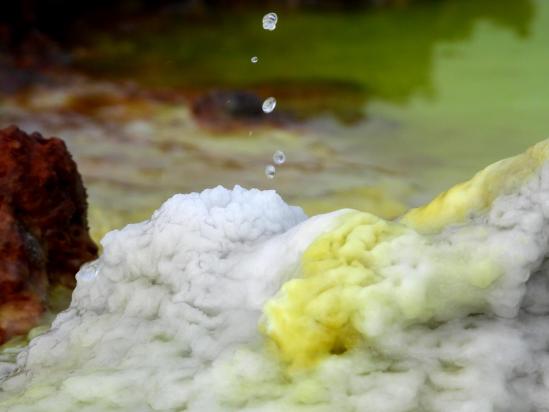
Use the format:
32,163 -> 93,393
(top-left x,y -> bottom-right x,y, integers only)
0,0 -> 547,241
72,0 -> 534,121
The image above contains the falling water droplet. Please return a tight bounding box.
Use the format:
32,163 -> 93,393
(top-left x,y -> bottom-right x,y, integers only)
273,150 -> 286,165
262,97 -> 277,113
265,164 -> 276,179
251,56 -> 259,63
262,12 -> 278,31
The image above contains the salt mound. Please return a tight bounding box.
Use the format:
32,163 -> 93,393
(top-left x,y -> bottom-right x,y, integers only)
3,141 -> 549,411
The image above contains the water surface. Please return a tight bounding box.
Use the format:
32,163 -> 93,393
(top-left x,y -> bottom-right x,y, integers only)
1,0 -> 548,239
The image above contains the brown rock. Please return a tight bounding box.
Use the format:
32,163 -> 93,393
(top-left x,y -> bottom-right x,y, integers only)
0,126 -> 97,344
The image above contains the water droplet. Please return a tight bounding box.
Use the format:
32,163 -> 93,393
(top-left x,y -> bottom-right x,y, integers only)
262,97 -> 277,113
78,261 -> 100,282
248,131 -> 253,136
265,164 -> 276,179
251,56 -> 259,63
262,12 -> 278,31
273,150 -> 286,165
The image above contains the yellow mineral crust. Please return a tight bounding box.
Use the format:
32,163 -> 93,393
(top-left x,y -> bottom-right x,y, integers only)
402,139 -> 549,234
263,212 -> 403,369
262,141 -> 549,370
263,211 -> 501,369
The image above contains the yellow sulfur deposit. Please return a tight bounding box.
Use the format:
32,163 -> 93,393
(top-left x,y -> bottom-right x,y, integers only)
263,212 -> 403,368
261,140 -> 549,370
402,139 -> 549,234
263,210 -> 502,369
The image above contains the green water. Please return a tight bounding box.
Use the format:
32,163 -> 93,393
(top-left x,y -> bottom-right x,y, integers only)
3,0 -> 548,241
78,0 -> 533,109
74,0 -> 549,199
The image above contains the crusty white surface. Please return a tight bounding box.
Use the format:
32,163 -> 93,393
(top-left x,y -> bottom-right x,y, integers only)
2,176 -> 549,411
0,186 -> 344,411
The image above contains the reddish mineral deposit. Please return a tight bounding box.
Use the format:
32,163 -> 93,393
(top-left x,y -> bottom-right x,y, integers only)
0,126 -> 97,344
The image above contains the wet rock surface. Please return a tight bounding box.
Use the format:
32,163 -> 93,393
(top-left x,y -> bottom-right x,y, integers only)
0,126 -> 97,344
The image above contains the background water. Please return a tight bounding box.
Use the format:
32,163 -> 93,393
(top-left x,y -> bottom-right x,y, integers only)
1,0 -> 548,241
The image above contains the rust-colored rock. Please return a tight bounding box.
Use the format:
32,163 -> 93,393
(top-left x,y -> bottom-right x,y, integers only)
0,126 -> 97,344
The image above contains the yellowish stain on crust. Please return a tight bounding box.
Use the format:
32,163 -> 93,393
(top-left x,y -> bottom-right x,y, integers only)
262,140 -> 549,370
263,211 -> 402,369
401,139 -> 549,233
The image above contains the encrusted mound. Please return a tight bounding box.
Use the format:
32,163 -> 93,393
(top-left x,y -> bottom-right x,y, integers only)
0,126 -> 97,344
3,141 -> 549,411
